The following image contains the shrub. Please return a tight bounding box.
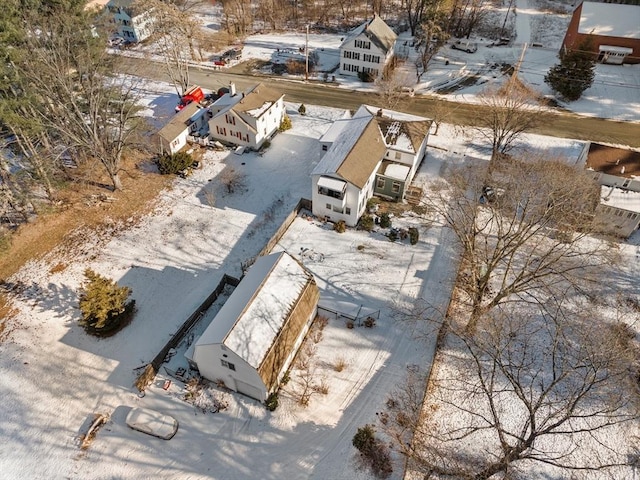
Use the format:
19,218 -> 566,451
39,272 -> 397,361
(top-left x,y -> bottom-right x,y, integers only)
357,244 -> 365,251
353,424 -> 376,454
334,220 -> 346,233
313,379 -> 329,395
278,115 -> 292,132
366,197 -> 379,212
346,320 -> 355,329
364,316 -> 376,328
358,70 -> 376,83
281,371 -> 291,386
408,227 -> 419,245
359,215 -> 374,232
156,151 -> 194,175
78,269 -> 135,336
334,356 -> 348,372
353,424 -> 393,478
265,392 -> 279,411
286,59 -> 306,75
298,103 -> 306,115
379,213 -> 391,228
388,229 -> 398,242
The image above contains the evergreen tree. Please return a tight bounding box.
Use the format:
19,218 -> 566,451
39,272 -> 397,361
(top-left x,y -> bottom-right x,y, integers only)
79,269 -> 135,335
545,44 -> 596,102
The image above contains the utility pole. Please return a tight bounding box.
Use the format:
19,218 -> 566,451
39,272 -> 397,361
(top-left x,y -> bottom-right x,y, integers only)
500,0 -> 515,39
507,42 -> 527,93
305,24 -> 309,82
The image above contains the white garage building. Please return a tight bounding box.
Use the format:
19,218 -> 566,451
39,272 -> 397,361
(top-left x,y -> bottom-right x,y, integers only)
186,252 -> 319,401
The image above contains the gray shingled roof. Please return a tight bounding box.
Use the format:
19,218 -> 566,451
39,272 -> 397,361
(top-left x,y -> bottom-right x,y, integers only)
341,15 -> 397,55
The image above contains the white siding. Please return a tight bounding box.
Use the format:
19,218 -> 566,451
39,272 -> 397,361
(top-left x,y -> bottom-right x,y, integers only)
192,344 -> 267,401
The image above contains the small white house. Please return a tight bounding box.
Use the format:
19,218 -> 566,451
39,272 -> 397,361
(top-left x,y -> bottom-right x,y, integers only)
339,15 -> 397,78
596,186 -> 640,238
312,105 -> 431,226
186,252 -> 319,402
208,83 -> 285,150
106,0 -> 154,43
154,103 -> 209,155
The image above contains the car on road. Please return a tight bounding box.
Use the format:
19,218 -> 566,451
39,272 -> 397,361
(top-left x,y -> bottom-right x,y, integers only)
452,40 -> 478,53
125,407 -> 178,440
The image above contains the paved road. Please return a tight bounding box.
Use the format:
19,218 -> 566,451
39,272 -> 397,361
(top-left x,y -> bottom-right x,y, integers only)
129,59 -> 640,147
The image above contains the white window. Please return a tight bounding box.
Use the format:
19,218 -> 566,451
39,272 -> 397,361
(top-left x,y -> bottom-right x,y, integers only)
346,207 -> 351,215
332,205 -> 344,213
326,203 -> 331,210
377,178 -> 385,189
395,151 -> 401,160
392,182 -> 401,193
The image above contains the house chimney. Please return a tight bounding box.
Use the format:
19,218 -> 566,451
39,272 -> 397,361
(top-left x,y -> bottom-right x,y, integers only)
230,82 -> 236,96
376,108 -> 383,117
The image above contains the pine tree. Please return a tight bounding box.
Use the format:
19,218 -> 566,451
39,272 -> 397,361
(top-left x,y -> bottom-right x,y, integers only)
545,44 -> 596,102
79,269 -> 134,335
298,103 -> 306,115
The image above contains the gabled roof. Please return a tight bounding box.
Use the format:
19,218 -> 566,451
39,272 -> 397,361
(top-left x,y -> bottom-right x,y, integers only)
195,252 -> 314,369
340,15 -> 397,55
313,105 -> 431,189
586,142 -> 640,179
312,112 -> 386,189
376,117 -> 431,152
209,83 -> 284,130
156,102 -> 201,143
578,2 -> 640,39
233,83 -> 283,117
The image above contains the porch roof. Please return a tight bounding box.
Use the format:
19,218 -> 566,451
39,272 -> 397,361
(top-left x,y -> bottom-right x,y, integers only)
317,176 -> 347,192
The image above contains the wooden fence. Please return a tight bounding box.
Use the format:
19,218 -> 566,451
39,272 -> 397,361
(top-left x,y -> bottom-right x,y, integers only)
149,273 -> 240,372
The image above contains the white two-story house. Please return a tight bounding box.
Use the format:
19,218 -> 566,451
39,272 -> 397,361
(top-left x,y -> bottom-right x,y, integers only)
106,0 -> 154,43
208,83 -> 285,150
312,105 -> 431,226
339,15 -> 397,79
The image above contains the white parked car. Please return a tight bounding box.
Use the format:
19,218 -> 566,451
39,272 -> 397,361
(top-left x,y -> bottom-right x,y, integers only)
125,408 -> 178,440
452,40 -> 478,53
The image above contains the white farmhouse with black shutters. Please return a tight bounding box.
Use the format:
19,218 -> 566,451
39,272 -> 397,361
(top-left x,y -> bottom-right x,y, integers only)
106,0 -> 154,43
339,15 -> 397,79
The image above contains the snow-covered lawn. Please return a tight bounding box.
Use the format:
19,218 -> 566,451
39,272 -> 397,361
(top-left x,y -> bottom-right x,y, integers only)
0,98 -> 459,479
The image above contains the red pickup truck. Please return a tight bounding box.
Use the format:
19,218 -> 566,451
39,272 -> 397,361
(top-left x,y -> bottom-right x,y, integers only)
175,85 -> 205,112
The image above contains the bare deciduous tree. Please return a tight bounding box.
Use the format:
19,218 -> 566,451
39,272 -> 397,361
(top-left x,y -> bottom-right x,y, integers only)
18,13 -> 146,191
385,303 -> 639,479
139,0 -> 204,96
220,168 -> 247,195
428,156 -> 611,330
475,82 -> 547,162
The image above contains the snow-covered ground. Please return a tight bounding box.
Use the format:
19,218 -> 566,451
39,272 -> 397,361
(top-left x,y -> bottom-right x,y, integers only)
2,0 -> 639,475
0,96 -> 453,479
116,0 -> 639,123
236,1 -> 640,122
1,70 -> 638,478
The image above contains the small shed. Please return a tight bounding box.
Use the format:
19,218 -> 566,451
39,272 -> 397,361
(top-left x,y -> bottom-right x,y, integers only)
187,252 -> 319,401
